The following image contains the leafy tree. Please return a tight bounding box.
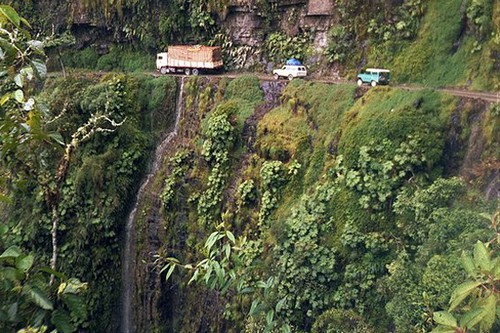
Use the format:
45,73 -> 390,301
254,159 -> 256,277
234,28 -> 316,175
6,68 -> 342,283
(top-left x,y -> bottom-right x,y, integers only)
1,5 -> 125,282
0,4 -> 48,199
432,214 -> 499,333
0,6 -> 101,332
0,233 -> 87,332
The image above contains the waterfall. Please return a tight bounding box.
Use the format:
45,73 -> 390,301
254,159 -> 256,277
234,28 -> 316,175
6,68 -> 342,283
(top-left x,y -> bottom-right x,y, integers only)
121,77 -> 185,333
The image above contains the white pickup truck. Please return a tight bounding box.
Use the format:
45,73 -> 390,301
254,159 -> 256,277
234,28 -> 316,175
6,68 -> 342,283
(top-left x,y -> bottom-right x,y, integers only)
273,65 -> 307,80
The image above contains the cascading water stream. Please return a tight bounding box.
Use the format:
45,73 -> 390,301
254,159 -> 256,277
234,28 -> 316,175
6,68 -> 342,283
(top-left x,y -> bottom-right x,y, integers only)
121,77 -> 185,333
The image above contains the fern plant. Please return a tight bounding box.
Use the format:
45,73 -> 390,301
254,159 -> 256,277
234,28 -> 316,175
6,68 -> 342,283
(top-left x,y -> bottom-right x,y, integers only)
432,214 -> 499,333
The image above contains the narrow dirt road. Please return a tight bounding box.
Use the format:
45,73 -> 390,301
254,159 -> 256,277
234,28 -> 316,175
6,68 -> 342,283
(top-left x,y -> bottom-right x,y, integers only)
51,70 -> 500,104
156,71 -> 500,104
437,88 -> 499,103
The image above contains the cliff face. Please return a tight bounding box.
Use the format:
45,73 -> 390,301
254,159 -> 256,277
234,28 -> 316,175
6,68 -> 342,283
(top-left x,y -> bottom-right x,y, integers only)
31,0 -> 338,64
225,0 -> 335,46
128,75 -> 498,332
4,67 -> 497,332
4,1 -> 498,332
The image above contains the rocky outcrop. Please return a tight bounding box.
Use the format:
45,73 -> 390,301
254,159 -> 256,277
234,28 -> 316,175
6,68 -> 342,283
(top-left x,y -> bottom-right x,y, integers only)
222,0 -> 338,70
307,0 -> 334,15
225,0 -> 337,46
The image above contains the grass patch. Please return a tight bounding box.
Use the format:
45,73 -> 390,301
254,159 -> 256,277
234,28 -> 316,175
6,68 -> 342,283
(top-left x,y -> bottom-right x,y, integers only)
391,0 -> 497,89
224,75 -> 264,131
63,46 -> 154,72
224,75 -> 264,107
282,81 -> 356,144
392,0 -> 466,86
273,81 -> 357,185
256,104 -> 310,161
338,88 -> 454,169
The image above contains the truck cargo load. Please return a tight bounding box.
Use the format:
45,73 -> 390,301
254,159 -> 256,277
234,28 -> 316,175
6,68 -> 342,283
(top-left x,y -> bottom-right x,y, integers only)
156,45 -> 223,75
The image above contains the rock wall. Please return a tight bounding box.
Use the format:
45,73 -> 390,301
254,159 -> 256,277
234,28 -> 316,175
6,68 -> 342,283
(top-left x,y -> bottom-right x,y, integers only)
222,0 -> 338,70
225,0 -> 337,47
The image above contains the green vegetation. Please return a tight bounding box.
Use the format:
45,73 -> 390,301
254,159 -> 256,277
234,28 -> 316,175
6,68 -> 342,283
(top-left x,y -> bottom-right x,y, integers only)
2,2 -> 499,333
265,32 -> 312,64
432,230 -> 499,333
394,0 -> 498,89
224,75 -> 264,129
338,88 -> 451,168
392,0 -> 471,86
10,0 -> 498,89
1,8 -> 178,329
156,78 -> 498,332
0,6 -> 88,332
64,47 -> 154,72
0,244 -> 88,333
324,0 -> 498,89
4,71 -> 177,332
36,74 -> 175,332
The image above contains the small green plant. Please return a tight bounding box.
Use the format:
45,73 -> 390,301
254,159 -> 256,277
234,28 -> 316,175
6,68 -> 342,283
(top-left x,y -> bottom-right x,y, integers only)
325,25 -> 354,63
312,308 -> 375,333
197,108 -> 236,224
209,33 -> 256,70
466,0 -> 493,41
67,47 -> 98,70
0,245 -> 88,332
162,228 -> 293,333
432,224 -> 499,333
265,32 -> 311,64
237,179 -> 257,208
335,135 -> 429,211
274,182 -> 339,330
161,151 -> 192,208
258,161 -> 286,225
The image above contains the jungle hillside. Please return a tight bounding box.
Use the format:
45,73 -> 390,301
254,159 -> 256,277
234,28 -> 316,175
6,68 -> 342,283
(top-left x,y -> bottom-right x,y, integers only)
0,1 -> 499,333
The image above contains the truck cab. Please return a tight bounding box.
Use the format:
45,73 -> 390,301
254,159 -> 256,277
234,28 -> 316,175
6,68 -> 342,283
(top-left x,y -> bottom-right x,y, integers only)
273,65 -> 307,80
357,68 -> 391,87
156,52 -> 169,74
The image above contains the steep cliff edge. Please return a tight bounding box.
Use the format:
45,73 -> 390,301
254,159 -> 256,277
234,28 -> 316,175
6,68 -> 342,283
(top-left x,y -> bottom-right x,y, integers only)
129,76 -> 498,332
3,68 -> 496,331
2,1 -> 498,331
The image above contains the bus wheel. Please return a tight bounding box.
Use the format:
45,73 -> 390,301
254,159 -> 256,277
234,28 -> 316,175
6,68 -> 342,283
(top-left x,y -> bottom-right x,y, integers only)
192,68 -> 199,76
184,68 -> 191,76
160,67 -> 168,75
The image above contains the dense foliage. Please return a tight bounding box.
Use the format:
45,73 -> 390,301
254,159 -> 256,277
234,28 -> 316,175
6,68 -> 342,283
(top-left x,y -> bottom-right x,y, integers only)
0,6 -> 88,332
156,77 -> 498,333
2,1 -> 499,332
17,73 -> 176,332
1,8 -> 179,329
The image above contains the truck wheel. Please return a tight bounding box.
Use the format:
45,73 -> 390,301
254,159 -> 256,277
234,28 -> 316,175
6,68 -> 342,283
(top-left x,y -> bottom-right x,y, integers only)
371,81 -> 377,87
184,68 -> 191,76
288,74 -> 294,81
357,79 -> 363,86
274,73 -> 279,80
192,69 -> 199,76
160,67 -> 168,75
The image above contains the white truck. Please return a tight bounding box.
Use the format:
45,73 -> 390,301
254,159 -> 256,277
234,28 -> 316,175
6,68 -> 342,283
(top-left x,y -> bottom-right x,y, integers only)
156,45 -> 223,76
273,65 -> 307,80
